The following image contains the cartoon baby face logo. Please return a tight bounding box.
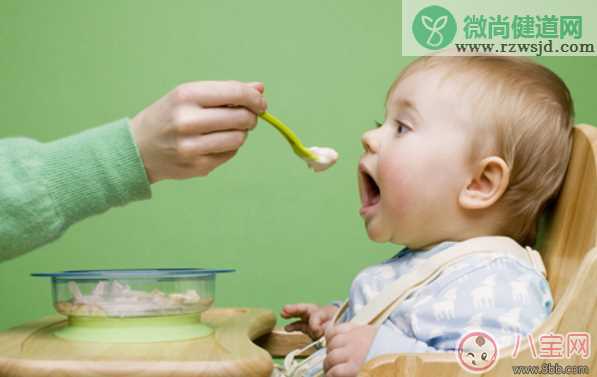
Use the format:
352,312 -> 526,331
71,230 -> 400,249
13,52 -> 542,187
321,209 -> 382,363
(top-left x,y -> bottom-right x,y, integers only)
456,331 -> 499,373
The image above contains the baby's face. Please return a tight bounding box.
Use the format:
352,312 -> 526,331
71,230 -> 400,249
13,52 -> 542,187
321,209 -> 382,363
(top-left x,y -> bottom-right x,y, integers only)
358,68 -> 476,248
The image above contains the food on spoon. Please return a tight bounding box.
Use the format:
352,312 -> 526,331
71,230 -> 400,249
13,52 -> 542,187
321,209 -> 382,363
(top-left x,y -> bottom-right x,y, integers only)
305,146 -> 339,172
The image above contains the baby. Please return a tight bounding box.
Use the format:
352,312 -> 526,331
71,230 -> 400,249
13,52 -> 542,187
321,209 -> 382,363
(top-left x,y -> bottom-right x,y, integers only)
282,54 -> 574,377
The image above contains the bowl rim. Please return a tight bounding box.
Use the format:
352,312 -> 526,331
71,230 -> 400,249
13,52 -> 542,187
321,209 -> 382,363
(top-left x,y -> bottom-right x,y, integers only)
31,268 -> 235,279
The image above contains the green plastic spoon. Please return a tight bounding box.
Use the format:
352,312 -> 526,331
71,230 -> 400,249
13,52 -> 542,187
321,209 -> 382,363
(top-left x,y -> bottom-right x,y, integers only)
259,111 -> 318,161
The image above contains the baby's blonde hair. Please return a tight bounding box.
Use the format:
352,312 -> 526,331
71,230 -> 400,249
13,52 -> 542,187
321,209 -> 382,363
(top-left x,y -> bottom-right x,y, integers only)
390,55 -> 574,246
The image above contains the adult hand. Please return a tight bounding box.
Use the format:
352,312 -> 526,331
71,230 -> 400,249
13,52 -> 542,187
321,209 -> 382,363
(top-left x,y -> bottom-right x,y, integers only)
131,80 -> 267,183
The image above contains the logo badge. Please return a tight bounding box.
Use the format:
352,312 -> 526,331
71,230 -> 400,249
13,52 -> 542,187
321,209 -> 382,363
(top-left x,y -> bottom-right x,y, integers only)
412,5 -> 457,50
456,331 -> 499,373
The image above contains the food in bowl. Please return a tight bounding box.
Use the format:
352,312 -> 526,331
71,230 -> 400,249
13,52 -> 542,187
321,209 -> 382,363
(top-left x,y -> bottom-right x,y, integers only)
32,268 -> 233,318
54,280 -> 214,317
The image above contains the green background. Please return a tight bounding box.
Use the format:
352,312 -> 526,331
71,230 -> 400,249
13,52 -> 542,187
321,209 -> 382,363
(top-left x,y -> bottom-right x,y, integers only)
0,0 -> 595,334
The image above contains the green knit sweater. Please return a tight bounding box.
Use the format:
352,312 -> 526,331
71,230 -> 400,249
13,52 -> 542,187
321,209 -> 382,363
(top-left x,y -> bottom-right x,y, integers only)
0,118 -> 151,261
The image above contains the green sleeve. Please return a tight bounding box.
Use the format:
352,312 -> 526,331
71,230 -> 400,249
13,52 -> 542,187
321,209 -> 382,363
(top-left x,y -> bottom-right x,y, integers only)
0,118 -> 151,261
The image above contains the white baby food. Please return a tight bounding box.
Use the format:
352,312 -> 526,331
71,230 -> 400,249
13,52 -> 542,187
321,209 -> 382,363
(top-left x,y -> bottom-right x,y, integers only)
55,280 -> 211,317
305,146 -> 339,172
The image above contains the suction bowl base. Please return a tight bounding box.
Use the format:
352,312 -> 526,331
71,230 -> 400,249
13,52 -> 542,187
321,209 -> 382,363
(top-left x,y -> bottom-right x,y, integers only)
54,313 -> 213,343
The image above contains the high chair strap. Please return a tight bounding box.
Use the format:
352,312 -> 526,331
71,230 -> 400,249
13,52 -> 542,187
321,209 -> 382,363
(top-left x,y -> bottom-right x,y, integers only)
333,236 -> 545,327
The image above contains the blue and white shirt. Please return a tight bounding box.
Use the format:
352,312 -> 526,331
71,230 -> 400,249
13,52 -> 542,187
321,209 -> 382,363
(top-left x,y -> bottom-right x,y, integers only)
305,240 -> 552,376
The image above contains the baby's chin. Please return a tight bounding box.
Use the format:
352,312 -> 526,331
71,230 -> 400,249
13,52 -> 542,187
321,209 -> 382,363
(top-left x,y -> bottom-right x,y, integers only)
364,219 -> 394,243
364,221 -> 410,246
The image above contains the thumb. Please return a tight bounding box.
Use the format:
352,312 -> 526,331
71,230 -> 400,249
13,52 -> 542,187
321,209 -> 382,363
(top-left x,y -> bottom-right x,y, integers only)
247,81 -> 265,94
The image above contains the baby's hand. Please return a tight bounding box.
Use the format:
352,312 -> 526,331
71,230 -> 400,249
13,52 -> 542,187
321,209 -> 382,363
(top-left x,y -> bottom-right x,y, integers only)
323,323 -> 378,377
281,303 -> 338,339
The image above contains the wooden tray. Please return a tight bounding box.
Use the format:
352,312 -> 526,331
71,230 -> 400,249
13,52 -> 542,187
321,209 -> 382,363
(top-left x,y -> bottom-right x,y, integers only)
0,307 -> 276,377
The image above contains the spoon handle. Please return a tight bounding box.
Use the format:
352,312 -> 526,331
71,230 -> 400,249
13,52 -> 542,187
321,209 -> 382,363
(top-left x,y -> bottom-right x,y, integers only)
259,112 -> 317,160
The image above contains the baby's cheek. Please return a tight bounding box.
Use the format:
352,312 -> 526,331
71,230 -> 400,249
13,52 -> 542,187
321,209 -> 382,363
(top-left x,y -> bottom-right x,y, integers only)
378,159 -> 418,216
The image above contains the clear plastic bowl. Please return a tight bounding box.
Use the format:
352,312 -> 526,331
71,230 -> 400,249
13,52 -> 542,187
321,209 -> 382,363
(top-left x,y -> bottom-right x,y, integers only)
32,268 -> 234,318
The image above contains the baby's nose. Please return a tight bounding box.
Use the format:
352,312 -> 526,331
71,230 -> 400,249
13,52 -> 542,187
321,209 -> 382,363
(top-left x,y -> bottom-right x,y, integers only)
361,130 -> 379,154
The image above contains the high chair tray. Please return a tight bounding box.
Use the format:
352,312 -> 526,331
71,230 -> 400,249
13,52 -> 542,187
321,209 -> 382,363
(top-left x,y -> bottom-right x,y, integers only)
0,307 -> 276,377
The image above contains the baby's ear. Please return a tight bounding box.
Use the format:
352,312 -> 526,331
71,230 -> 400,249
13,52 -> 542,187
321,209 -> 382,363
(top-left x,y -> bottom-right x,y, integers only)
458,156 -> 510,210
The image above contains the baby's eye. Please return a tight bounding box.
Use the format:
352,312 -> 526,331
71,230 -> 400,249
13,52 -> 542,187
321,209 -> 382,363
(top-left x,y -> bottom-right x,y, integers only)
396,121 -> 411,135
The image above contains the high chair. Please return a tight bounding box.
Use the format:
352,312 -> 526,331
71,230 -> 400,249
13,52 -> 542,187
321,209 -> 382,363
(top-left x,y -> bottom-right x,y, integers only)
258,124 -> 597,376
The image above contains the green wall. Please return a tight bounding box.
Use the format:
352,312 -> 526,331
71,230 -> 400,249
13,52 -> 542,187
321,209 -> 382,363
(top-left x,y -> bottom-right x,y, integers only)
0,0 -> 595,331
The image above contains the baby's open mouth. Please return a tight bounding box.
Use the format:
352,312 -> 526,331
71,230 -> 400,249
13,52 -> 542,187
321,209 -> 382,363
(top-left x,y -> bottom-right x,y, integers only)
359,164 -> 381,212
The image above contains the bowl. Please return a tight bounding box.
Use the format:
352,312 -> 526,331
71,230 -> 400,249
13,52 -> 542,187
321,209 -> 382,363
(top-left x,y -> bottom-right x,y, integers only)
32,268 -> 234,319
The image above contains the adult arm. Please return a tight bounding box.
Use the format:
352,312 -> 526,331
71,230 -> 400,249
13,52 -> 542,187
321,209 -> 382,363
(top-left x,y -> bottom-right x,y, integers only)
0,119 -> 150,261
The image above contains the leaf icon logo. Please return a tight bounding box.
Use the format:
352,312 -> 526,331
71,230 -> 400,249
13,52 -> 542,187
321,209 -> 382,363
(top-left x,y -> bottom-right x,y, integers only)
412,6 -> 457,50
422,15 -> 448,47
